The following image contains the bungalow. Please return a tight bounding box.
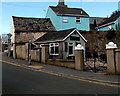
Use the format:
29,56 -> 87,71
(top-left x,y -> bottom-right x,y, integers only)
46,0 -> 90,31
34,28 -> 87,59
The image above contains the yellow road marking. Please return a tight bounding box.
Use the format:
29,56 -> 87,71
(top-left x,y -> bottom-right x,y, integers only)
1,60 -> 120,88
28,65 -> 43,69
0,60 -> 43,69
38,69 -> 120,88
0,60 -> 20,66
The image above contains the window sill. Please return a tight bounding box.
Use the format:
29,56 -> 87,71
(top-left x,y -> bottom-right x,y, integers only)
63,22 -> 68,23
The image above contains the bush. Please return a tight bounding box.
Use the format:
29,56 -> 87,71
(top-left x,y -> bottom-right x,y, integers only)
106,30 -> 115,40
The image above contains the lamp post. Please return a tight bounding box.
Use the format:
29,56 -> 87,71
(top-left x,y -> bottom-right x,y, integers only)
7,33 -> 12,57
29,39 -> 32,65
93,50 -> 97,73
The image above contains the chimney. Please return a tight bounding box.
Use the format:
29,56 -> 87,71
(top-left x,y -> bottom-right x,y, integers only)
57,0 -> 67,7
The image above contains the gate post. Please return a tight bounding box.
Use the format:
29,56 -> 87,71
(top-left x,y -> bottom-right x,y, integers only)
115,49 -> 120,74
106,42 -> 117,74
74,44 -> 84,71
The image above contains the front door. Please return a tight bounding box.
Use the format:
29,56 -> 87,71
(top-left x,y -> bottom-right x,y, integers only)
68,43 -> 74,56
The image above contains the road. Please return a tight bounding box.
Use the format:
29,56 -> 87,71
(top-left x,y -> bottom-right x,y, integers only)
2,62 -> 119,95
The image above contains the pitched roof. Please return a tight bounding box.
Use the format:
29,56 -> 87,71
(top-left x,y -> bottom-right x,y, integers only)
49,6 -> 89,17
35,28 -> 75,43
90,17 -> 106,25
34,28 -> 87,43
97,12 -> 120,28
12,16 -> 56,32
90,17 -> 106,30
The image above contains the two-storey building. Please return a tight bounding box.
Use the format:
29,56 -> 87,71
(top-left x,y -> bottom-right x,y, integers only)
96,1 -> 120,31
46,0 -> 90,31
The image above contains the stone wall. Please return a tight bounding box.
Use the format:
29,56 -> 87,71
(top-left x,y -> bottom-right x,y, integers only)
47,59 -> 75,69
31,49 -> 41,62
15,32 -> 46,43
16,44 -> 41,62
16,45 -> 26,59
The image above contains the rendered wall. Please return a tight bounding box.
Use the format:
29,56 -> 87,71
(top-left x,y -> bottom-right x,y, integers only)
46,7 -> 90,31
97,23 -> 116,31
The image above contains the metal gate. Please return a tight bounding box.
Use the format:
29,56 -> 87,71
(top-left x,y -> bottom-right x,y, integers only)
84,51 -> 107,73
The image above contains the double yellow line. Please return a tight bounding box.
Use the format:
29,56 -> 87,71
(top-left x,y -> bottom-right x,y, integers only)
1,60 -> 120,88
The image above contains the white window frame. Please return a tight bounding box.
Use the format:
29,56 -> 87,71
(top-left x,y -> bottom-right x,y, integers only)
63,17 -> 68,23
76,17 -> 81,23
49,43 -> 59,55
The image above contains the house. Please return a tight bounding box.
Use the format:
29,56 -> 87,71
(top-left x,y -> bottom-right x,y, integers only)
1,34 -> 8,52
34,28 -> 87,59
96,1 -> 120,31
46,0 -> 90,31
10,16 -> 56,58
96,11 -> 120,31
90,17 -> 106,30
1,34 -> 8,44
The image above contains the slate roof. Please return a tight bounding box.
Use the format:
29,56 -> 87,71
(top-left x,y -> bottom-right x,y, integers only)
12,16 -> 56,32
97,12 -> 120,27
34,28 -> 76,43
90,17 -> 106,30
90,17 -> 106,25
49,6 -> 89,17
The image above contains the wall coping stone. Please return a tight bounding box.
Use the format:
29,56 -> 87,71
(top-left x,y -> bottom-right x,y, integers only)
75,44 -> 84,50
106,42 -> 117,49
48,59 -> 75,62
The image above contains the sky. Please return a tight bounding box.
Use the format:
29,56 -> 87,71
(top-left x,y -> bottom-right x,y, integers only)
1,1 -> 120,35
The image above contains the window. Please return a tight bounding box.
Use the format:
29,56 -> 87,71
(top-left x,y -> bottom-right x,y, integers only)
70,36 -> 80,41
63,17 -> 68,22
76,17 -> 80,23
49,43 -> 59,55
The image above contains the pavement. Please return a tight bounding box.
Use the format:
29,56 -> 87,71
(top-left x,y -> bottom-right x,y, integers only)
1,52 -> 120,86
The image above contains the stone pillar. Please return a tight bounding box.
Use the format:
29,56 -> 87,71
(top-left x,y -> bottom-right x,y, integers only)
115,49 -> 120,74
41,44 -> 49,64
106,42 -> 117,74
74,44 -> 84,71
